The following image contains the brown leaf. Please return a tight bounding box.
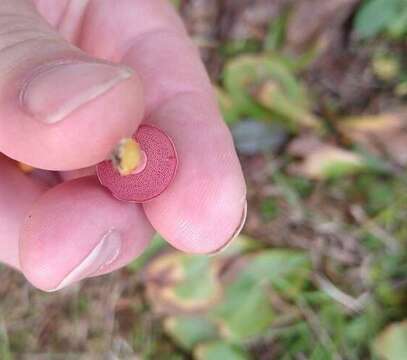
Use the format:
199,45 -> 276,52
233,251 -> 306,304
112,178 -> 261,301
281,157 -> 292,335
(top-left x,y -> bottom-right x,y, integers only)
338,111 -> 407,166
288,135 -> 365,179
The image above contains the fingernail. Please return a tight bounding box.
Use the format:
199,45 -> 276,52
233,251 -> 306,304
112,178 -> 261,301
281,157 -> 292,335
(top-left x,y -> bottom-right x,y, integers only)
21,61 -> 133,124
209,200 -> 248,256
47,229 -> 122,292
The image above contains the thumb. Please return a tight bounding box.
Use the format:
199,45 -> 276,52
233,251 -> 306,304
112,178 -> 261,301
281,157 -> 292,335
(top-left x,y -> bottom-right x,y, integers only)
0,0 -> 144,170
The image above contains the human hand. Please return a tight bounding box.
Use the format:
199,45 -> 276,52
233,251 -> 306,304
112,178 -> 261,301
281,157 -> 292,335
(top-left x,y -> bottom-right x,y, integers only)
0,0 -> 246,291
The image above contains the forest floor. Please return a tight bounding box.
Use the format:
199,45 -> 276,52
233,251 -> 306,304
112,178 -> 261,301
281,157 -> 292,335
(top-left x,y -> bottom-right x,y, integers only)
1,1 -> 406,359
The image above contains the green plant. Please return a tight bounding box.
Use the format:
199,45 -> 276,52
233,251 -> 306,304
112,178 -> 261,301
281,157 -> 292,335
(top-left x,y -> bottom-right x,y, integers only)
354,0 -> 407,39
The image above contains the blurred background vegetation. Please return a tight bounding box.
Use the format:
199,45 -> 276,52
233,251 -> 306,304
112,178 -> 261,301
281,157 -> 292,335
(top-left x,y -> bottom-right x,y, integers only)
1,0 -> 407,359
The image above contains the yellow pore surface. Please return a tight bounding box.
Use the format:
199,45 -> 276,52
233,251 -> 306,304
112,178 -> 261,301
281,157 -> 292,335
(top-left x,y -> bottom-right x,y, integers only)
116,138 -> 142,176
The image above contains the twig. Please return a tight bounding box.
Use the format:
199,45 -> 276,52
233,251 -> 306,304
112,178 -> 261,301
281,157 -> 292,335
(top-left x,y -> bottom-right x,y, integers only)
314,274 -> 370,313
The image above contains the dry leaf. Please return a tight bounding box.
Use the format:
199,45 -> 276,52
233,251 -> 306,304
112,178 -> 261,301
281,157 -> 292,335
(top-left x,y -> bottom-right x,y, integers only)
338,110 -> 407,166
288,135 -> 366,179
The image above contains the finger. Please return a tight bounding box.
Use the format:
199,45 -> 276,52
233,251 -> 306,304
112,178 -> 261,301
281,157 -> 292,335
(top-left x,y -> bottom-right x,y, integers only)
0,155 -> 47,268
20,177 -> 154,292
81,0 -> 247,253
0,0 -> 144,170
143,94 -> 247,254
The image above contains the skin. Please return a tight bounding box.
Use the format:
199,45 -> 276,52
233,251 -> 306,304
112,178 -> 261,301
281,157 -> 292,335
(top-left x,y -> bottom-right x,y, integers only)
0,0 -> 246,291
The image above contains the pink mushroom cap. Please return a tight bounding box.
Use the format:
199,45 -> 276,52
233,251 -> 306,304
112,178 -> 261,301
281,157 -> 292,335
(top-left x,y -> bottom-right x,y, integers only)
97,124 -> 178,203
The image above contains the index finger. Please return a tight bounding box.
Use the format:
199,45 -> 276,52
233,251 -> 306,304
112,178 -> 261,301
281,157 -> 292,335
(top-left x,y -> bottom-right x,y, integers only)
82,0 -> 247,253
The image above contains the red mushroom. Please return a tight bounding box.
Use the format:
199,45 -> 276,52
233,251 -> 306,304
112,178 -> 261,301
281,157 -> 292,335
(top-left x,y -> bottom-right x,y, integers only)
97,124 -> 178,203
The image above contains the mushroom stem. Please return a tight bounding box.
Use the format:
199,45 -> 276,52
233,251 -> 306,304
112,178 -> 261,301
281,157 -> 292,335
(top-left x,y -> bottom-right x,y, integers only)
111,138 -> 143,176
18,162 -> 34,173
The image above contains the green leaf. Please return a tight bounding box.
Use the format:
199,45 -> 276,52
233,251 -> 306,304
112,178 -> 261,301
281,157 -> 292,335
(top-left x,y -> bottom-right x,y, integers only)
212,251 -> 310,341
354,0 -> 406,39
243,251 -> 311,294
195,341 -> 250,360
144,236 -> 265,315
164,316 -> 218,351
212,278 -> 275,341
373,320 -> 407,360
175,256 -> 217,302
